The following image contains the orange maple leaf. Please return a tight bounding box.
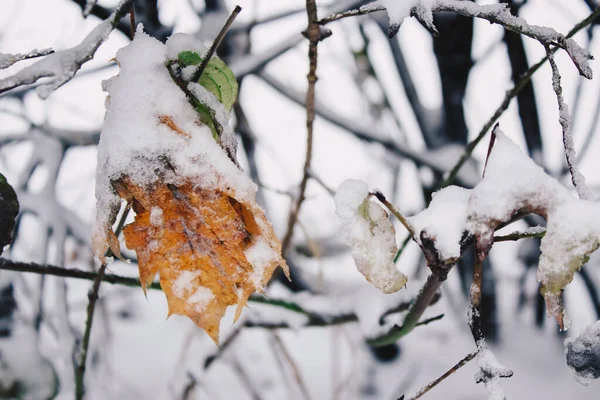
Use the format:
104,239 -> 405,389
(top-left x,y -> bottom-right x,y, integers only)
111,173 -> 288,344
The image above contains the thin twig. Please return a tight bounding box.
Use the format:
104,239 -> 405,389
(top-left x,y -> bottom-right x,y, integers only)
403,352 -> 478,400
272,333 -> 312,400
0,48 -> 54,70
372,191 -> 415,238
367,274 -> 443,347
468,247 -> 485,345
441,5 -> 600,188
546,45 -> 593,200
129,2 -> 135,39
281,0 -> 325,253
494,229 -> 546,242
190,6 -> 242,83
317,4 -> 385,25
75,203 -> 131,400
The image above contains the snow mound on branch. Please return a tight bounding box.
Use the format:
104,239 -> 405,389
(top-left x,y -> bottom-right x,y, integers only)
409,185 -> 470,261
334,179 -> 407,293
380,0 -> 434,27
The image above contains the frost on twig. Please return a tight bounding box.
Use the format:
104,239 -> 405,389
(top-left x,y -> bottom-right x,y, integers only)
565,320 -> 600,385
0,0 -> 132,98
0,48 -> 54,70
334,179 -> 408,293
377,0 -> 593,78
546,46 -> 594,200
475,342 -> 513,400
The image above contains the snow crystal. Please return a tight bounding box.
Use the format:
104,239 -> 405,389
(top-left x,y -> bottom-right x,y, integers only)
565,320 -> 600,385
93,26 -> 257,258
149,206 -> 163,226
334,179 -> 407,293
172,270 -> 201,297
409,185 -> 470,261
188,287 -> 214,312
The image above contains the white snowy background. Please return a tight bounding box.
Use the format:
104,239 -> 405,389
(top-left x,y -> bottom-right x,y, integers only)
2,0 -> 600,399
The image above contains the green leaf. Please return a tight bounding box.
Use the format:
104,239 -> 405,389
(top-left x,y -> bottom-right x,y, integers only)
177,51 -> 202,67
0,173 -> 19,255
175,51 -> 238,112
195,103 -> 221,141
196,56 -> 238,112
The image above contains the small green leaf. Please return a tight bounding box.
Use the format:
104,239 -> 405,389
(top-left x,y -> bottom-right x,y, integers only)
195,103 -> 221,141
0,173 -> 19,255
177,51 -> 202,67
196,56 -> 238,112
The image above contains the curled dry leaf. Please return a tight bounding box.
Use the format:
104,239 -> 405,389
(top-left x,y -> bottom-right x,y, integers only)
334,179 -> 407,293
92,28 -> 288,344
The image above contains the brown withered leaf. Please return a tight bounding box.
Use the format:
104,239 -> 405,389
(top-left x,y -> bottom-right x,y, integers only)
116,176 -> 288,344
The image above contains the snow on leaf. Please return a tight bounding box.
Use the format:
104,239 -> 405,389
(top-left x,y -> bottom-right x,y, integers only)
92,27 -> 288,344
334,179 -> 407,293
565,320 -> 600,385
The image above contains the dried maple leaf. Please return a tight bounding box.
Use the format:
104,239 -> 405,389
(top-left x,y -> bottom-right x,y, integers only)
119,176 -> 287,343
92,30 -> 288,344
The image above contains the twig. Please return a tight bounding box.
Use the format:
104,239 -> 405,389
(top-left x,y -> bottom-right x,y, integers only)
494,229 -> 546,242
317,3 -> 385,25
75,203 -> 131,400
0,48 -> 54,70
468,246 -> 486,345
546,45 -> 593,200
82,0 -> 99,18
281,0 -> 327,253
272,333 -> 312,400
0,258 -> 426,332
372,191 -> 415,238
190,6 -> 242,83
440,5 -> 600,188
403,352 -> 478,400
129,1 -> 135,39
393,235 -> 412,263
367,274 -> 443,347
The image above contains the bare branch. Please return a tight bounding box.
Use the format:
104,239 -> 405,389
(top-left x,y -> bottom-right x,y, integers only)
281,0 -> 327,253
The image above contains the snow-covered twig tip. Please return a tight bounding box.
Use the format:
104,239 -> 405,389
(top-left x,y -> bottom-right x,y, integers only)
0,48 -> 54,70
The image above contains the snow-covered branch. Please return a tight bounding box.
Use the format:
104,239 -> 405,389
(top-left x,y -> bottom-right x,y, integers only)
0,48 -> 54,70
0,0 -> 132,98
546,46 -> 594,200
320,1 -> 594,78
